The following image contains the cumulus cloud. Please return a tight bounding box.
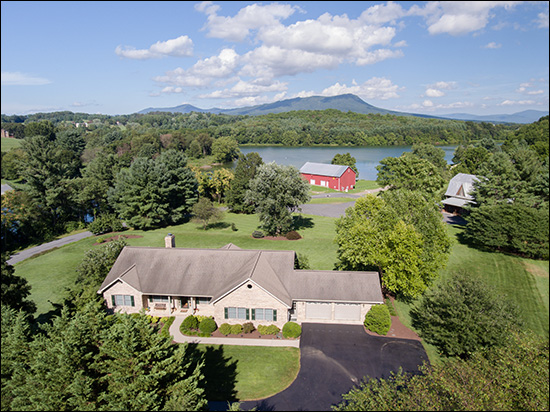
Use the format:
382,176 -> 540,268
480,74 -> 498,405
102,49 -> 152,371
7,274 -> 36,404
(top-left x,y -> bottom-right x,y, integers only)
498,99 -> 536,106
153,48 -> 240,88
196,1 -> 298,42
317,77 -> 402,100
483,42 -> 502,49
1,71 -> 52,86
115,35 -> 193,59
410,1 -> 521,36
423,81 -> 457,98
534,10 -> 549,28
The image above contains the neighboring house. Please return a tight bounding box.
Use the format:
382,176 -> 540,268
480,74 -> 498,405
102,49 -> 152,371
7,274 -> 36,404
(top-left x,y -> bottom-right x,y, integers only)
1,184 -> 14,195
300,162 -> 356,192
98,235 -> 383,328
441,173 -> 479,215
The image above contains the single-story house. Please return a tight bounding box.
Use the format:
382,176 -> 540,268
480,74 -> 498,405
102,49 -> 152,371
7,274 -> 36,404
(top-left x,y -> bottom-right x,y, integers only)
97,235 -> 383,328
441,173 -> 479,214
300,162 -> 356,192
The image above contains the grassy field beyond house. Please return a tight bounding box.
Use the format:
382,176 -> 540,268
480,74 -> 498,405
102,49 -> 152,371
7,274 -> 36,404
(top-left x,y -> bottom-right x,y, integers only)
392,224 -> 549,363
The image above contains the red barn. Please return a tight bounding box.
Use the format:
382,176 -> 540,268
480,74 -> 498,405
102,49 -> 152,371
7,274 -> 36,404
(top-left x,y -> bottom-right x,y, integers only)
300,162 -> 356,192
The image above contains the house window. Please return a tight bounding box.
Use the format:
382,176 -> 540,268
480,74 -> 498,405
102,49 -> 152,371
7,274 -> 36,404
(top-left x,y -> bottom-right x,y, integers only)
225,307 -> 249,320
112,295 -> 135,307
150,296 -> 169,303
196,297 -> 211,305
252,308 -> 277,321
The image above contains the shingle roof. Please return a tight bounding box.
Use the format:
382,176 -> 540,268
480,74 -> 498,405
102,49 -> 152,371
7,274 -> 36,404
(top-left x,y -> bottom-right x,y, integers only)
99,246 -> 382,306
444,173 -> 479,200
299,162 -> 351,178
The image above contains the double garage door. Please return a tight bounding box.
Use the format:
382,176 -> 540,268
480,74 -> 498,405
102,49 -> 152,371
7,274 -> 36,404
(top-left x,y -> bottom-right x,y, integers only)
305,302 -> 361,322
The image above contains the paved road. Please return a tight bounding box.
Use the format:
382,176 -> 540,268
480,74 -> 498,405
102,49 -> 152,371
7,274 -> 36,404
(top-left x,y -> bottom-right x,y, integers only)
7,231 -> 94,265
241,323 -> 428,411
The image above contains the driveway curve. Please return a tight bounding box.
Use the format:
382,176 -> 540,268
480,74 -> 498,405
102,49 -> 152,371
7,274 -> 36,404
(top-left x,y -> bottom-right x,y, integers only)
7,231 -> 94,265
241,323 -> 428,411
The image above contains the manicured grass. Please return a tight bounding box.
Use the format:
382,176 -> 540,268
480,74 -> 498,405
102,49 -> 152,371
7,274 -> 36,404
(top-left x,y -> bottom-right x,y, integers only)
392,224 -> 550,364
198,345 -> 300,401
1,136 -> 22,151
309,179 -> 380,194
14,212 -> 339,316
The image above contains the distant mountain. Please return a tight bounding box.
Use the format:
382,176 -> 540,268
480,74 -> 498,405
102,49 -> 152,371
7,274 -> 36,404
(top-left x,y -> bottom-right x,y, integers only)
440,110 -> 548,124
137,94 -> 548,123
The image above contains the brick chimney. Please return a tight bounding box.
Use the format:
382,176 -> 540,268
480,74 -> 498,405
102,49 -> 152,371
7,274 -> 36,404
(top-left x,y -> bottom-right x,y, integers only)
165,233 -> 175,248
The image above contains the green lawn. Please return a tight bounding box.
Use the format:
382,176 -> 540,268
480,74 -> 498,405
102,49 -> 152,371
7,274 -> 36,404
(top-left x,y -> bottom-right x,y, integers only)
1,136 -> 22,151
309,179 -> 380,194
197,345 -> 300,401
392,224 -> 549,363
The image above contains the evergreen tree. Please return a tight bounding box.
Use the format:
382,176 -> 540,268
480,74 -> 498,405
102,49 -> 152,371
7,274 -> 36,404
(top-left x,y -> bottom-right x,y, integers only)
226,152 -> 263,213
1,253 -> 36,315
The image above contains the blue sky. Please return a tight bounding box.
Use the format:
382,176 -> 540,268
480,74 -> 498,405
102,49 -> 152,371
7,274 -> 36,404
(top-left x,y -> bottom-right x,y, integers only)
1,1 -> 549,116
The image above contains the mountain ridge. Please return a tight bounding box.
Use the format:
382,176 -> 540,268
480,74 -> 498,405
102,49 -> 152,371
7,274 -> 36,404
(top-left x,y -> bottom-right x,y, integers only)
137,94 -> 548,124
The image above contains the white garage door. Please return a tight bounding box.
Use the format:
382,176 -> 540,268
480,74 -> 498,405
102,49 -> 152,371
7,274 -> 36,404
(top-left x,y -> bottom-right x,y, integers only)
334,303 -> 361,321
305,302 -> 332,319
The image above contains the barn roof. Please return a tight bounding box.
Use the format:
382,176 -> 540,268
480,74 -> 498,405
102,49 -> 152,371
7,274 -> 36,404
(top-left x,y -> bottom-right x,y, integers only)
299,162 -> 351,178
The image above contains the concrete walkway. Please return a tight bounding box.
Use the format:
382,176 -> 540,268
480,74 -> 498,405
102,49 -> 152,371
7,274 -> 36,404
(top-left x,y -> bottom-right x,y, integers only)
169,316 -> 300,347
7,231 -> 94,265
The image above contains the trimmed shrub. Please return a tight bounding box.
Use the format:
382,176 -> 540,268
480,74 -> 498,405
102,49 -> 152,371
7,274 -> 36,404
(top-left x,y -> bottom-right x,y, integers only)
231,223 -> 238,231
230,324 -> 242,335
182,315 -> 198,331
196,315 -> 212,323
385,298 -> 397,316
364,304 -> 391,335
258,324 -> 280,335
285,230 -> 302,240
199,317 -> 217,334
252,230 -> 265,238
88,213 -> 124,235
282,322 -> 302,338
160,316 -> 175,338
148,316 -> 160,324
242,322 -> 255,334
219,323 -> 232,336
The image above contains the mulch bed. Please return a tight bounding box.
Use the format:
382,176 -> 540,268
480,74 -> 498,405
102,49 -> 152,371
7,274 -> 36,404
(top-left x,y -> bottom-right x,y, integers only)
209,329 -> 297,340
364,316 -> 422,341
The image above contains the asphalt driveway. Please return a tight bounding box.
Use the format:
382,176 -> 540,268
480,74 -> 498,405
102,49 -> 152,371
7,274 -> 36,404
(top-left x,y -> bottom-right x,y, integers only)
241,323 -> 428,411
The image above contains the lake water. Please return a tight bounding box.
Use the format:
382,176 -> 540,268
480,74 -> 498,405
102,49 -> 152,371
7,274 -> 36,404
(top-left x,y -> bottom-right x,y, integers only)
237,145 -> 458,181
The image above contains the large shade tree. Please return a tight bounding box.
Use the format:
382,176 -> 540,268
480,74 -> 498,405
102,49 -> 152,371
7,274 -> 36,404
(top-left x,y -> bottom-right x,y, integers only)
335,194 -> 444,299
245,162 -> 310,236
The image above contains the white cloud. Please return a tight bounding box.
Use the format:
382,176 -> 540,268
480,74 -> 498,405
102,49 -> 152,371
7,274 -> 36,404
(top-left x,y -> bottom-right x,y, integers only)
483,41 -> 502,49
197,2 -> 298,42
1,71 -> 52,86
153,48 -> 240,89
115,35 -> 193,59
534,10 -> 549,28
359,1 -> 407,25
423,81 -> 457,98
410,1 -> 522,36
425,88 -> 445,97
498,99 -> 536,106
318,77 -> 401,100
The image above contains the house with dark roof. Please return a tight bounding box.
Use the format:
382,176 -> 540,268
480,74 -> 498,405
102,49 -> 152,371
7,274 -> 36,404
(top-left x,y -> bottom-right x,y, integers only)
98,235 -> 383,327
300,162 -> 356,192
441,173 -> 479,214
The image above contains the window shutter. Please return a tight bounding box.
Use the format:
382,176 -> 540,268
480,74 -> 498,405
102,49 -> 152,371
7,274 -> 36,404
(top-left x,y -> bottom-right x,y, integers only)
130,296 -> 135,307
224,308 -> 228,319
251,309 -> 255,320
273,310 -> 277,321
246,309 -> 250,320
111,295 -> 116,306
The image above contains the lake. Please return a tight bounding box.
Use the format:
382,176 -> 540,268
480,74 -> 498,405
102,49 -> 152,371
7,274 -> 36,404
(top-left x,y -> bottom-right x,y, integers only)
237,145 -> 458,181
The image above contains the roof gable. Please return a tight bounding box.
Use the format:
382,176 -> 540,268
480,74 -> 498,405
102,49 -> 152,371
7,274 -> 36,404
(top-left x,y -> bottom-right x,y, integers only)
300,162 -> 351,178
444,173 -> 479,199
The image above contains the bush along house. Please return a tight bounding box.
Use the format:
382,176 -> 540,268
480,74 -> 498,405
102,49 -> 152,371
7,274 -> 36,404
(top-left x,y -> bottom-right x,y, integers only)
299,162 -> 356,192
98,235 -> 384,329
